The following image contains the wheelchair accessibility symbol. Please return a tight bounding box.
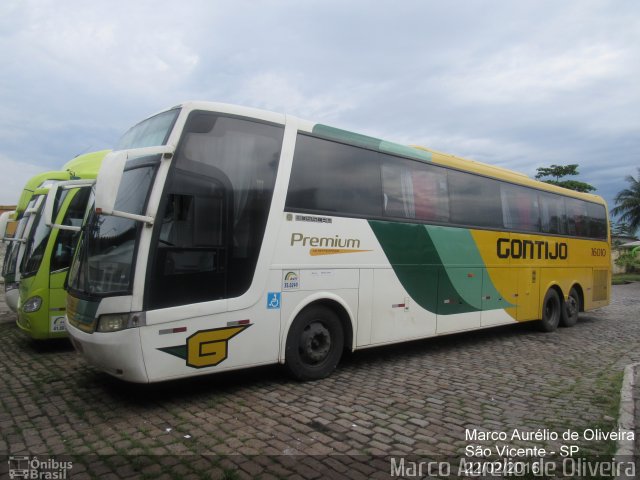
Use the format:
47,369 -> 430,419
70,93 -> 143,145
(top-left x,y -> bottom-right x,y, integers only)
267,292 -> 281,309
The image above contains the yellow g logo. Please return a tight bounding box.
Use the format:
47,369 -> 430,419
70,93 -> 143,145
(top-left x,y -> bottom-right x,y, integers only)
158,324 -> 251,369
186,325 -> 250,368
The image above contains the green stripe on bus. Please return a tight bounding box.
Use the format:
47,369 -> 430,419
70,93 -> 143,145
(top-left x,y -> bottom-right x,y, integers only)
379,141 -> 432,161
312,125 -> 431,162
158,345 -> 187,360
427,226 -> 513,310
369,221 -> 512,314
369,220 -> 477,314
312,124 -> 382,150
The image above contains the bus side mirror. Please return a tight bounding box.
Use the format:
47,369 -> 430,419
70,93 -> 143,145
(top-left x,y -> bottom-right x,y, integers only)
43,184 -> 60,228
44,180 -> 96,231
95,151 -> 127,216
94,146 -> 175,226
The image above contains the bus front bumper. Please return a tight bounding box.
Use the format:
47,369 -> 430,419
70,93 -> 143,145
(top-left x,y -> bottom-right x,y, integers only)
66,319 -> 149,383
5,284 -> 19,312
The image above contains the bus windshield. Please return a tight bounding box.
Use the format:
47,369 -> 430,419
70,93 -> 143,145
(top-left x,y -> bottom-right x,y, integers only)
68,159 -> 158,295
2,215 -> 29,277
20,189 -> 74,277
116,109 -> 179,150
68,107 -> 179,296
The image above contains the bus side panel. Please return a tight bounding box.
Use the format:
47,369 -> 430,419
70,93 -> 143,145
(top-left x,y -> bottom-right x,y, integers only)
516,266 -> 540,321
370,268 -> 437,343
142,272 -> 283,382
587,268 -> 610,310
481,268 -> 518,326
356,269 -> 374,347
280,287 -> 359,354
279,268 -> 359,354
48,270 -> 69,335
436,267 -> 481,333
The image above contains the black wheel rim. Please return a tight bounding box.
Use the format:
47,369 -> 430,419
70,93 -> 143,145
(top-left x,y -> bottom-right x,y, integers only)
566,295 -> 578,318
545,297 -> 558,321
299,321 -> 331,365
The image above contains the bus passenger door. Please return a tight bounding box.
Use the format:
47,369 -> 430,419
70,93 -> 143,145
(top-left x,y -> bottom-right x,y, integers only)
147,171 -> 230,310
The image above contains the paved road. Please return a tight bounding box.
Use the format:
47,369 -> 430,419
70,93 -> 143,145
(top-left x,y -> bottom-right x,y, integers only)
0,282 -> 639,479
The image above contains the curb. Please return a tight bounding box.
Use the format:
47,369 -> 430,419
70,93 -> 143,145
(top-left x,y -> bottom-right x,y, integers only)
615,362 -> 639,479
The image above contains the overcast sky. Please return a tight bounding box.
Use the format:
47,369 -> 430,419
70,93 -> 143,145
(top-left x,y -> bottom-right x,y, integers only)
1,0 -> 638,219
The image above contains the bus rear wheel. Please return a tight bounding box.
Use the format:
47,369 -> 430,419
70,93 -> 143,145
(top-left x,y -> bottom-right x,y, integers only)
560,287 -> 580,327
285,304 -> 344,381
538,289 -> 561,332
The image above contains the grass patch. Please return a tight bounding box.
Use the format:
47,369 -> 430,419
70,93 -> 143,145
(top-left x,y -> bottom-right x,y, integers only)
221,469 -> 241,480
611,273 -> 640,285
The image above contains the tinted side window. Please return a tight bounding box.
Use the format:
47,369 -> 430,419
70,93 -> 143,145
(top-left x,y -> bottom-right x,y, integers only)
539,192 -> 567,235
500,184 -> 540,232
587,202 -> 607,239
286,135 -> 382,217
448,170 -> 503,228
381,155 -> 449,222
565,197 -> 589,237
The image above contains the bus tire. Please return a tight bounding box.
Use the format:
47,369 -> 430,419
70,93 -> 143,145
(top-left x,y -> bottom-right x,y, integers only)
560,287 -> 580,327
285,304 -> 344,381
538,289 -> 561,332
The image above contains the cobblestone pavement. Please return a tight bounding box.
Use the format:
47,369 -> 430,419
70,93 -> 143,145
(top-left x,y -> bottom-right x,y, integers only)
0,282 -> 639,479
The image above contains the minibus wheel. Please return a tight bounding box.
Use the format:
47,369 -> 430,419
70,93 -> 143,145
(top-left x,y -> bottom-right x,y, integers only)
285,304 -> 344,381
538,288 -> 561,332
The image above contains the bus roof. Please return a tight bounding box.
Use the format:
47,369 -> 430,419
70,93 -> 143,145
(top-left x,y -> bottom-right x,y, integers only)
61,149 -> 111,177
14,150 -> 111,218
15,170 -> 72,217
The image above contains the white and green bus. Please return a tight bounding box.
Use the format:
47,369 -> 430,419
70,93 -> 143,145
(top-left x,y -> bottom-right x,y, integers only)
2,172 -> 73,312
65,102 -> 610,383
16,150 -> 109,339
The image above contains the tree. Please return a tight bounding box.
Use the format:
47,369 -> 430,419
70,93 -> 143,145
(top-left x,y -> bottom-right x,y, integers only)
611,169 -> 640,233
615,250 -> 640,273
535,164 -> 596,193
611,221 -> 638,239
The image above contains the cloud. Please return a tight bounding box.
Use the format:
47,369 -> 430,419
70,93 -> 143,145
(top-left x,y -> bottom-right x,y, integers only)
0,0 -> 638,215
2,1 -> 200,98
442,44 -> 625,105
233,72 -> 393,124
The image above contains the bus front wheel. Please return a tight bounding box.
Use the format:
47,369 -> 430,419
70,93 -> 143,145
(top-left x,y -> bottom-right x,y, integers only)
560,287 -> 580,327
285,304 -> 344,381
538,289 -> 561,332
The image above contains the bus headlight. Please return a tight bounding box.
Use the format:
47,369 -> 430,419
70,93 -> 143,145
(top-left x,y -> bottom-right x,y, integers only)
96,312 -> 146,332
97,313 -> 129,332
22,296 -> 42,313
